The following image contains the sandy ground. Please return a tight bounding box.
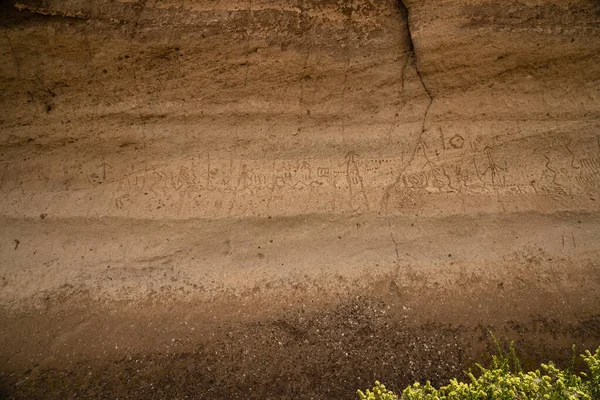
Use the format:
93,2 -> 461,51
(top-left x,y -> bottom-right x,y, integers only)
1,0 -> 599,398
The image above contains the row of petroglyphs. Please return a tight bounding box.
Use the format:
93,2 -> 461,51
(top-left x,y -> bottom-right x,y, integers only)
1,134 -> 599,217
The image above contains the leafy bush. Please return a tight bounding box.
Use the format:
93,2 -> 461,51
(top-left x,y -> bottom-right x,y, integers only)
358,381 -> 398,400
358,345 -> 600,400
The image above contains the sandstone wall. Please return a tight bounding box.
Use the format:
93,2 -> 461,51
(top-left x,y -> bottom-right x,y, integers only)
1,0 -> 599,398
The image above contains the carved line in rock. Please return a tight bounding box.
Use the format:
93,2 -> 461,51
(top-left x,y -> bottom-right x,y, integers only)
0,144 -> 598,219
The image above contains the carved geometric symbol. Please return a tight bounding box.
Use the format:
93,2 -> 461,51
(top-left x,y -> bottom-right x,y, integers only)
317,167 -> 330,177
449,134 -> 465,149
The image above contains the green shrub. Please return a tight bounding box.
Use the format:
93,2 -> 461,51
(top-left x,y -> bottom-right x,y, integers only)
357,381 -> 398,400
358,345 -> 600,400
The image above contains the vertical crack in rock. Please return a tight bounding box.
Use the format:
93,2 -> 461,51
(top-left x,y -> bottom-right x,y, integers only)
399,0 -> 433,132
400,0 -> 433,133
381,0 -> 434,211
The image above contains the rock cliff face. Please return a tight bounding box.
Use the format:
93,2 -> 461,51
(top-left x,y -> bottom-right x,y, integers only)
1,0 -> 599,398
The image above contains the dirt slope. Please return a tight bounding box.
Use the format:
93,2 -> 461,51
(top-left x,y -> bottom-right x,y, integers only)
1,0 -> 599,398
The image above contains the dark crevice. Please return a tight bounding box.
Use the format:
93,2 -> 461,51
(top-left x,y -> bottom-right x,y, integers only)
399,0 -> 433,134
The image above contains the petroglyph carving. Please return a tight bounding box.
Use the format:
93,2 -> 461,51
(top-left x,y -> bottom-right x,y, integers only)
476,146 -> 507,186
236,164 -> 251,190
577,157 -> 600,188
403,171 -> 428,189
299,162 -> 312,182
317,167 -> 330,177
115,194 -> 130,210
2,135 -> 598,219
149,171 -> 169,196
171,166 -> 197,191
449,134 -> 465,149
341,151 -> 369,211
87,156 -> 112,186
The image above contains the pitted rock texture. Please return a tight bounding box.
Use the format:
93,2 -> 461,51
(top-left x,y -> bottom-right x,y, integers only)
0,0 -> 599,398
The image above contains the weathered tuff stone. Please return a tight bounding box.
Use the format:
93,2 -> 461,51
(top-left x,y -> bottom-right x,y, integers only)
0,0 -> 599,398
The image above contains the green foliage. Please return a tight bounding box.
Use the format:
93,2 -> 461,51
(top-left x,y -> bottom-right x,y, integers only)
357,381 -> 398,400
358,345 -> 600,400
581,347 -> 600,400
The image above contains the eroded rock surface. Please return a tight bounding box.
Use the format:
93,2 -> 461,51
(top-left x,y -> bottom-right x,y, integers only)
1,0 -> 599,398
